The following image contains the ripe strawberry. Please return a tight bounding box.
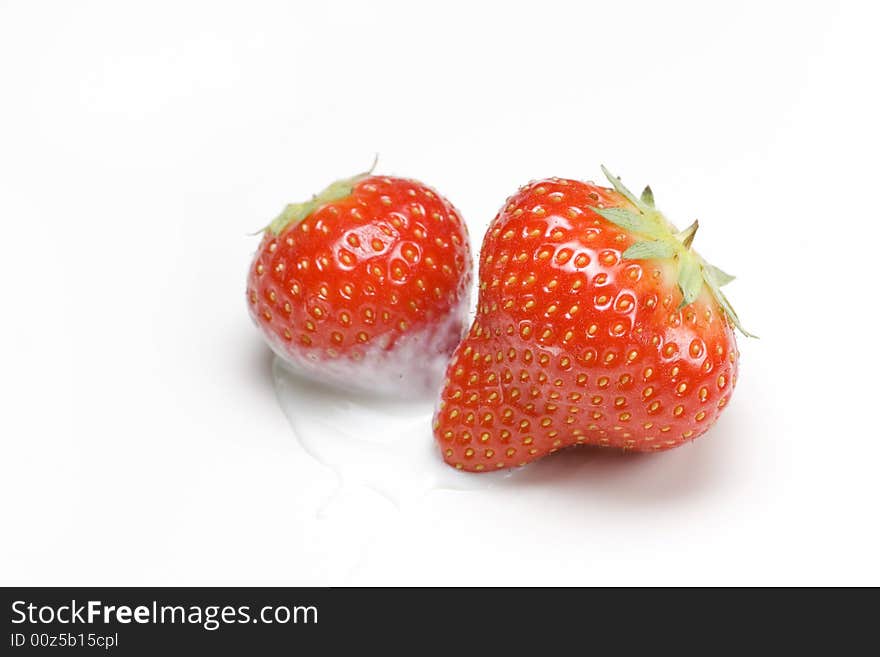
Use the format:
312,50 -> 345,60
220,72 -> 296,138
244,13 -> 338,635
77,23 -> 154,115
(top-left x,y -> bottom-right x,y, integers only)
433,167 -> 751,471
247,167 -> 472,396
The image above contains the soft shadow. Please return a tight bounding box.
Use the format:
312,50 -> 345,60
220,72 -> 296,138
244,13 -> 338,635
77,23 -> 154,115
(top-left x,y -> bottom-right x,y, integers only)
485,416 -> 742,505
248,339 -> 278,396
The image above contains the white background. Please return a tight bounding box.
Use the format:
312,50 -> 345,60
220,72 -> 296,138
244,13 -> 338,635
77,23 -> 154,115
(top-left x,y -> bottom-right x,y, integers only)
2,0 -> 878,585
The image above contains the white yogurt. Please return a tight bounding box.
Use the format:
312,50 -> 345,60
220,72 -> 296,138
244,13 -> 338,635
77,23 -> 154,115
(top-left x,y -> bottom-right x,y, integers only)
271,357 -> 521,512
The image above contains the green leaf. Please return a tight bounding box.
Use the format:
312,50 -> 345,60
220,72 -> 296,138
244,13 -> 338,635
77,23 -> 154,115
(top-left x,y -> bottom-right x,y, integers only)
701,267 -> 758,338
676,220 -> 699,249
593,207 -> 651,234
705,264 -> 735,287
715,285 -> 758,339
600,165 -> 642,209
677,254 -> 703,308
622,240 -> 676,260
595,164 -> 754,338
263,160 -> 377,235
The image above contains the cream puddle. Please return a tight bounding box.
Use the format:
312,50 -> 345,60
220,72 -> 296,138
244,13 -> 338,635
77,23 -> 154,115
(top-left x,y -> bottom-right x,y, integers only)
271,357 -> 521,514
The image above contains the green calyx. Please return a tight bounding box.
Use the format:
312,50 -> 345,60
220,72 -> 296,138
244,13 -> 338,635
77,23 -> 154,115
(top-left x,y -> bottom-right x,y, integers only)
263,158 -> 378,235
593,166 -> 755,337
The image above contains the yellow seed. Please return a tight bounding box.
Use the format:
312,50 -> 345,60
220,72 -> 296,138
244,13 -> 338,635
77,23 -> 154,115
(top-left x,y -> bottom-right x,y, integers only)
555,249 -> 573,264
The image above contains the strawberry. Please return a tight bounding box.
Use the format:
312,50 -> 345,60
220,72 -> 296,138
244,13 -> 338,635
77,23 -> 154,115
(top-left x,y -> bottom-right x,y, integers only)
433,167 -> 751,471
247,167 -> 472,396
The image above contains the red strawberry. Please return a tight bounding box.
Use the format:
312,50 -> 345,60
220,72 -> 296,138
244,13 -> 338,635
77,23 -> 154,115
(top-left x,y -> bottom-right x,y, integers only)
433,167 -> 751,471
247,167 -> 472,396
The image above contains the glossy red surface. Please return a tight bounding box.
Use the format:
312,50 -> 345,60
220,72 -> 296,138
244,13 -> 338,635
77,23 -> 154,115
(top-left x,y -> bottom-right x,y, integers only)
247,175 -> 472,393
434,178 -> 738,471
